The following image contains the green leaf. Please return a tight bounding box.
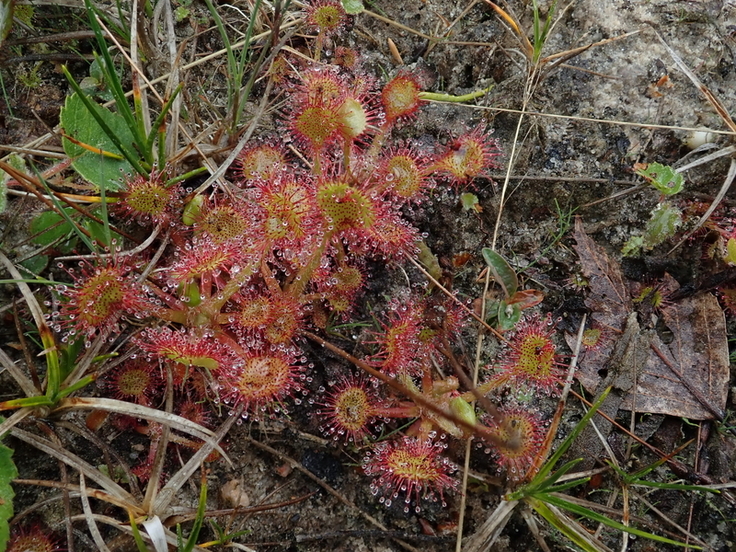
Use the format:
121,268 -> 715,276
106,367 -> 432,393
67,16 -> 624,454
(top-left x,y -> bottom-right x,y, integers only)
527,497 -> 603,552
0,0 -> 13,47
60,92 -> 135,192
642,202 -> 681,248
621,235 -> 644,257
84,217 -> 112,249
726,238 -> 736,266
496,300 -> 521,330
341,0 -> 364,14
636,162 -> 684,196
417,241 -> 442,283
30,209 -> 75,246
542,493 -> 702,548
481,248 -> 518,297
0,435 -> 18,551
460,192 -> 479,211
182,480 -> 207,552
19,254 -> 49,276
0,153 -> 25,214
510,388 -> 611,500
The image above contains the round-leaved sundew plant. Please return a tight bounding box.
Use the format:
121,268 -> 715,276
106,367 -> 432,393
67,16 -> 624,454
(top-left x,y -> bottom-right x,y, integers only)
193,200 -> 251,244
491,313 -> 565,395
235,141 -> 288,183
103,359 -> 161,406
116,169 -> 181,225
253,174 -> 320,263
363,436 -> 458,513
318,374 -> 380,443
55,258 -> 150,340
312,258 -> 365,316
316,178 -> 377,233
136,326 -> 237,371
369,297 -> 423,376
217,348 -> 305,416
6,523 -> 58,552
431,124 -> 501,185
380,71 -> 425,126
304,0 -> 348,59
483,405 -> 547,482
288,70 -> 348,170
374,146 -> 433,203
167,238 -> 242,289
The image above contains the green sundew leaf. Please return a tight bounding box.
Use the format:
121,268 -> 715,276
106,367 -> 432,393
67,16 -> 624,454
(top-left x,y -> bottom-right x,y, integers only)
0,435 -> 18,551
482,248 -> 518,297
60,92 -> 135,192
460,192 -> 479,211
341,0 -> 364,14
636,162 -> 684,196
642,202 -> 681,249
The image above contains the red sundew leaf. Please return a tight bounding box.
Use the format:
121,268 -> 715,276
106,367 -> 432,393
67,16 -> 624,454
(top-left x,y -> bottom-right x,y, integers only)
620,290 -> 729,420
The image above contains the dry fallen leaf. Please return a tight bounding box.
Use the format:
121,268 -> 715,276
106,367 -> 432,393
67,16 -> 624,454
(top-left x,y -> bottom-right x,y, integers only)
572,218 -> 729,420
621,290 -> 729,420
571,217 -> 630,392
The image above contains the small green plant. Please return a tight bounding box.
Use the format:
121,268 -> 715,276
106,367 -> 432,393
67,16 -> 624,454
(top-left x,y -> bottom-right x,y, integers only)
623,162 -> 685,256
530,0 -> 557,64
59,0 -> 183,189
468,390 -> 715,551
481,248 -> 543,330
202,0 -> 277,139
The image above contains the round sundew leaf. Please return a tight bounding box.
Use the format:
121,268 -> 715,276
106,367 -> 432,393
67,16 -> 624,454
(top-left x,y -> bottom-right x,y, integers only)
60,92 -> 135,192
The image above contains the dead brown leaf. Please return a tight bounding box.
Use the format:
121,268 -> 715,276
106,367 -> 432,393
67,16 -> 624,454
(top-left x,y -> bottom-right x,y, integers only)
571,217 -> 630,391
572,218 -> 730,420
621,291 -> 729,420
